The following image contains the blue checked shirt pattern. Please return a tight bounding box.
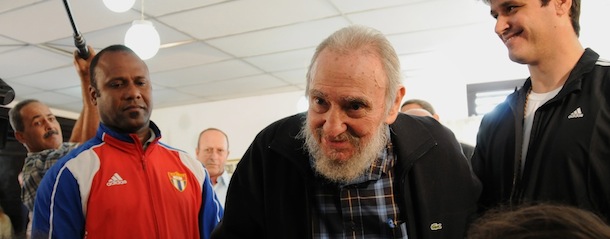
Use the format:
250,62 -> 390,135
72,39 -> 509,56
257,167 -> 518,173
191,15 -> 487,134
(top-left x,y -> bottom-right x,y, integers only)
21,142 -> 78,212
311,132 -> 407,239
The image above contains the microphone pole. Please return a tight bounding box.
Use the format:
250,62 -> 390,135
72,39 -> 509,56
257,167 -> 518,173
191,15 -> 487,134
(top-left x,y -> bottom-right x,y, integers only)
62,0 -> 89,59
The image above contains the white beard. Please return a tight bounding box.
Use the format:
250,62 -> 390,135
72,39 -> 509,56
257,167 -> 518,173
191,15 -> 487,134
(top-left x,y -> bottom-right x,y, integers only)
300,120 -> 388,184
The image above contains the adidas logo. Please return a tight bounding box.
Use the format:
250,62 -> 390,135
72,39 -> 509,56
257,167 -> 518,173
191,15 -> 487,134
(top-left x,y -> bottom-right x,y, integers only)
106,173 -> 127,186
567,107 -> 584,119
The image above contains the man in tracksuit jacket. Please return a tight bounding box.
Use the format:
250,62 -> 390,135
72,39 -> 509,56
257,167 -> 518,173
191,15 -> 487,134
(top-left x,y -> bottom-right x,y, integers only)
32,45 -> 222,239
472,48 -> 610,219
474,0 -> 610,221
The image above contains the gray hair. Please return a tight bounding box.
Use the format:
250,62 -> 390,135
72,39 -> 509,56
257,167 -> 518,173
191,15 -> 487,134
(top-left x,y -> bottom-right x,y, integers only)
305,25 -> 402,115
8,99 -> 41,132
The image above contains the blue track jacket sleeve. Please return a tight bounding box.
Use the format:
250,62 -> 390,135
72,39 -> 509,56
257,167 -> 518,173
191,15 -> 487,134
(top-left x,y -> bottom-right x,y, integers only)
32,166 -> 85,239
200,169 -> 223,239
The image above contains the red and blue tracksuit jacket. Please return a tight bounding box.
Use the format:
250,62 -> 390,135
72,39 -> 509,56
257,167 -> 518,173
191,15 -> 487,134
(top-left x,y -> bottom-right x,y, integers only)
32,122 -> 223,239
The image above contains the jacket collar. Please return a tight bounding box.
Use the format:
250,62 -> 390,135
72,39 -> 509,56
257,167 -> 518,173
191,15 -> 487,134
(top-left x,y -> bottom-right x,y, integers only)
96,121 -> 162,152
508,48 -> 599,112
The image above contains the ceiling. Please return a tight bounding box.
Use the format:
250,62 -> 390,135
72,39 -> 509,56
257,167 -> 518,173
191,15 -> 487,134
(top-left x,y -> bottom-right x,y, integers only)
0,0 -> 608,114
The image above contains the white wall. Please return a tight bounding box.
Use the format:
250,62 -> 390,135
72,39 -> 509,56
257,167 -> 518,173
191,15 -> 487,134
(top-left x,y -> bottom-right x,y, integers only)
151,91 -> 305,160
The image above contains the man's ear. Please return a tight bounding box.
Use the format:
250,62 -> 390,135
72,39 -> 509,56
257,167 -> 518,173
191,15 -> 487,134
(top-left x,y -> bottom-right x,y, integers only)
14,131 -> 26,145
89,85 -> 98,106
432,114 -> 440,121
554,0 -> 571,16
385,86 -> 406,124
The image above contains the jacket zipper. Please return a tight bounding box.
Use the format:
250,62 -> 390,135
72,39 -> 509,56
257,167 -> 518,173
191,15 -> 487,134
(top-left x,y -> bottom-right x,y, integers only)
142,154 -> 160,239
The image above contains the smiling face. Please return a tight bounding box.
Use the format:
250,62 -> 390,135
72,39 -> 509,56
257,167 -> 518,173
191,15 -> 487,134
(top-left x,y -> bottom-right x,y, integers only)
90,50 -> 152,135
14,102 -> 63,153
490,0 -> 562,64
302,47 -> 403,183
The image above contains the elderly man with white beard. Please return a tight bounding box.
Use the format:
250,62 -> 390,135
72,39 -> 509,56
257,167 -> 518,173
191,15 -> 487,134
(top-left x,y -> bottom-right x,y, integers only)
211,25 -> 481,239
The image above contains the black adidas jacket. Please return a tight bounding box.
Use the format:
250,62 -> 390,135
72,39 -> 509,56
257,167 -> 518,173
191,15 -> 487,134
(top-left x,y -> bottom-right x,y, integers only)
472,48 -> 610,220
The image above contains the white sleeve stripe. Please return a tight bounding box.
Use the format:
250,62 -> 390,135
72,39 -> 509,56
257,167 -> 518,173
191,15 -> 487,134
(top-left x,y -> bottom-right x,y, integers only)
48,166 -> 69,239
65,147 -> 102,215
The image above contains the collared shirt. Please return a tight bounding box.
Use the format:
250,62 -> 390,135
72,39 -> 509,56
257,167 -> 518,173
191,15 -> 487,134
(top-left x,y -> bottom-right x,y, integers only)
143,128 -> 155,150
21,142 -> 78,211
213,170 -> 232,207
311,130 -> 407,239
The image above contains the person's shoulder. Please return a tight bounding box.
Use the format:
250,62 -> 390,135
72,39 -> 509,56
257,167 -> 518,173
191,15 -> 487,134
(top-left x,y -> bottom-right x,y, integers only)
478,91 -> 518,126
393,113 -> 445,135
392,114 -> 458,151
256,113 -> 305,140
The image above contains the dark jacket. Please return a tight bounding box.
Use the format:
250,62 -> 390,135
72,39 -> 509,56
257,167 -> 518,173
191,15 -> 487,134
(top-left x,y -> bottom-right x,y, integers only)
211,113 -> 481,239
472,48 -> 610,219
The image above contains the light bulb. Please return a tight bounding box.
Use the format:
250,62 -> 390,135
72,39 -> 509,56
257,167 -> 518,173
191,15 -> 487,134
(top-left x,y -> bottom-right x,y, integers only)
103,0 -> 135,13
125,20 -> 160,60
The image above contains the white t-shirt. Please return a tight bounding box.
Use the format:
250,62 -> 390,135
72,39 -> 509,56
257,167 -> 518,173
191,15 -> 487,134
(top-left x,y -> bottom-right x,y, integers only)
521,86 -> 562,170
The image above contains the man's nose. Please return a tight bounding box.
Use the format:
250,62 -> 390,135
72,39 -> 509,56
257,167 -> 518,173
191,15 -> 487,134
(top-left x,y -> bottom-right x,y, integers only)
124,82 -> 142,100
322,107 -> 347,138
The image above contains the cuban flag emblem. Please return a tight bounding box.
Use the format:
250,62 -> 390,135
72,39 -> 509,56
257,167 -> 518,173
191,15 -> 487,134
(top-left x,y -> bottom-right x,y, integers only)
168,172 -> 187,192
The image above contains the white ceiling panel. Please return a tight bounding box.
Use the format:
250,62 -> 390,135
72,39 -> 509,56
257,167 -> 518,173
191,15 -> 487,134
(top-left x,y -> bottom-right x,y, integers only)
151,59 -> 262,87
177,74 -> 286,97
0,45 -> 21,55
0,0 -> 41,13
49,18 -> 193,54
145,42 -> 232,73
244,48 -> 314,72
3,82 -> 43,99
54,85 -> 84,99
0,1 -> 71,44
18,91 -> 78,106
158,0 -> 339,39
10,66 -> 79,90
272,69 -> 308,85
134,0 -> 229,17
206,17 -> 348,57
152,88 -> 201,109
206,85 -> 302,102
0,35 -> 22,45
61,0 -> 140,34
330,0 -> 425,13
346,0 -> 487,35
0,46 -> 71,78
58,100 -> 85,113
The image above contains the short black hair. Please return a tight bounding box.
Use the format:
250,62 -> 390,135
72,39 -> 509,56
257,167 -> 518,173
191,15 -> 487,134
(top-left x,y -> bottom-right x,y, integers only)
89,44 -> 139,95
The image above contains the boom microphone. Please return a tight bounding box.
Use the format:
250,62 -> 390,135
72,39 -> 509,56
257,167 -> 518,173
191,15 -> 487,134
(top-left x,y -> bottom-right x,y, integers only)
62,0 -> 90,59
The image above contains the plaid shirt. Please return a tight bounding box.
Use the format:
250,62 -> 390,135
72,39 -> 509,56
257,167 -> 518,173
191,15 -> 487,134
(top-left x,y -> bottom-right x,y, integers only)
21,142 -> 78,211
311,133 -> 408,239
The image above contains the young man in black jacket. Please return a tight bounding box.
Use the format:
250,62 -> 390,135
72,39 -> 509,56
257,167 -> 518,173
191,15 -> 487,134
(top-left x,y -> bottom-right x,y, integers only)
212,25 -> 481,239
472,0 -> 610,220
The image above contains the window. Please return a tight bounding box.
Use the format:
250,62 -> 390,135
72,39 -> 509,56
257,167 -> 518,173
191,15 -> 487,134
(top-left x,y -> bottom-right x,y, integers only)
467,79 -> 526,116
